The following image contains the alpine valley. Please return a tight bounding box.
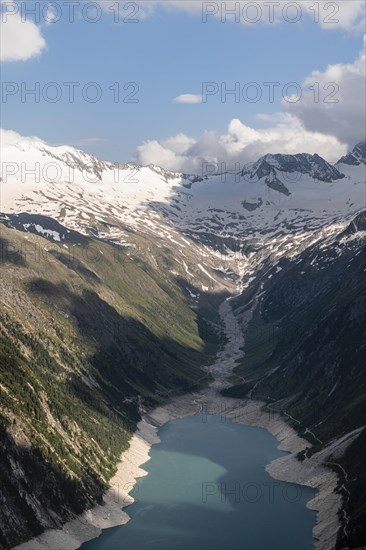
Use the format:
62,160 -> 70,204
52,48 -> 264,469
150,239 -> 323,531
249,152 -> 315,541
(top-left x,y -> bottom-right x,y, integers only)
0,137 -> 365,549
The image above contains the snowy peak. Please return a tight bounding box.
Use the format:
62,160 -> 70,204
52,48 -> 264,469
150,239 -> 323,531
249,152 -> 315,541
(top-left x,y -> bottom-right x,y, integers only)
2,138 -> 141,183
245,152 -> 345,183
0,138 -> 365,248
238,151 -> 346,197
337,142 -> 366,166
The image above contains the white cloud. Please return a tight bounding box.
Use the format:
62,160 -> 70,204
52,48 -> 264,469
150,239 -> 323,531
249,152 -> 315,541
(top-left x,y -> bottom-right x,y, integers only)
137,139 -> 184,170
136,35 -> 365,173
134,0 -> 365,33
174,94 -> 203,104
161,133 -> 196,153
0,128 -> 44,146
0,4 -> 46,62
136,115 -> 347,173
285,37 -> 366,146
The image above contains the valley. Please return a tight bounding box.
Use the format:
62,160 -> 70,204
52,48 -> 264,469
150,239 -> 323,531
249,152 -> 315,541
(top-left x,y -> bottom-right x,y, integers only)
0,138 -> 365,549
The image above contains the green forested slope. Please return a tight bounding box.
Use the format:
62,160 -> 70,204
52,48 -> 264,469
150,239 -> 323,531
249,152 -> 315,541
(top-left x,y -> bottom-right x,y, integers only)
0,223 -> 221,549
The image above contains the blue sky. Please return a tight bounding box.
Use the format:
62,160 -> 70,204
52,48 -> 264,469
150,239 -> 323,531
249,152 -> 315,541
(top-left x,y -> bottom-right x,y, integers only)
1,1 -> 365,168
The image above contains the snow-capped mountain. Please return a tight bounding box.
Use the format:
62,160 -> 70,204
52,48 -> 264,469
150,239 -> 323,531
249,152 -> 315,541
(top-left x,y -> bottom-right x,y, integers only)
0,137 -> 363,311
337,141 -> 366,167
1,138 -> 365,253
243,152 -> 345,183
1,138 -> 365,296
1,137 -> 365,549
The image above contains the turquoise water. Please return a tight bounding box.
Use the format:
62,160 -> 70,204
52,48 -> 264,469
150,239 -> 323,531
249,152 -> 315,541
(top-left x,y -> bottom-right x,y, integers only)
81,414 -> 316,550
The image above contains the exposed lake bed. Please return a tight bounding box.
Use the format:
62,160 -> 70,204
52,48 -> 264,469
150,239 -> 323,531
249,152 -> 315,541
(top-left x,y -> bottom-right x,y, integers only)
80,412 -> 316,550
15,390 -> 341,550
14,299 -> 342,550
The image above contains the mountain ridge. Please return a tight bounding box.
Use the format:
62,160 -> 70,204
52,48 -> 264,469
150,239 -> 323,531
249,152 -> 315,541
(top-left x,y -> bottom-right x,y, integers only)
0,137 -> 365,549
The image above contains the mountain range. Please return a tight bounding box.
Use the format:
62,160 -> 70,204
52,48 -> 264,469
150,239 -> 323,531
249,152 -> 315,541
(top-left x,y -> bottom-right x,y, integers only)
0,137 -> 365,549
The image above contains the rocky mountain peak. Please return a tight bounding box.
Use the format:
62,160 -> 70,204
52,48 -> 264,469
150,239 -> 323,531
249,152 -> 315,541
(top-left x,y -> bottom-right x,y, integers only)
337,142 -> 366,166
245,152 -> 345,183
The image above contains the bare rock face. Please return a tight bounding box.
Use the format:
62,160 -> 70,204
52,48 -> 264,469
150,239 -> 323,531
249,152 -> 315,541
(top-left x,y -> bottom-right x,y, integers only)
337,142 -> 366,166
1,140 -> 365,549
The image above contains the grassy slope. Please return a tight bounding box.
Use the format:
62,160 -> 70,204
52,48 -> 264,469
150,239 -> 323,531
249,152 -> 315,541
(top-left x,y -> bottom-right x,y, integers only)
0,224 -> 223,548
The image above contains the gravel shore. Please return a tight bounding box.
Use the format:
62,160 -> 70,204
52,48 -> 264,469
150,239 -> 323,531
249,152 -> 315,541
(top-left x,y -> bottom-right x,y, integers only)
14,297 -> 342,550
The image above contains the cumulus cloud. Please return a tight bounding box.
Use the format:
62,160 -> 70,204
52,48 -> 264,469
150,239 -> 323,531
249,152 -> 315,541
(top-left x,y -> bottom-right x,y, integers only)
136,35 -> 365,173
174,94 -> 203,104
92,1 -> 365,32
284,37 -> 366,147
135,0 -> 365,33
161,133 -> 197,153
136,115 -> 347,173
0,4 -> 46,62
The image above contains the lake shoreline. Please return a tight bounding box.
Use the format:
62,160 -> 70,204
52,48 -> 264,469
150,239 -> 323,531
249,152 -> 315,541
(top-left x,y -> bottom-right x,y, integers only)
14,389 -> 342,550
147,391 -> 342,550
14,298 -> 343,550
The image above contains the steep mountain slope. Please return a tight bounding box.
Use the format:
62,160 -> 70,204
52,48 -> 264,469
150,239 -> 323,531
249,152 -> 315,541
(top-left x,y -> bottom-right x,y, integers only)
337,141 -> 366,167
0,220 -> 228,548
0,137 -> 365,548
222,211 -> 366,547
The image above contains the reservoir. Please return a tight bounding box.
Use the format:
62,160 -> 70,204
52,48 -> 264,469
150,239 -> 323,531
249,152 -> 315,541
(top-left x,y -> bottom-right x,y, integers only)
81,414 -> 316,550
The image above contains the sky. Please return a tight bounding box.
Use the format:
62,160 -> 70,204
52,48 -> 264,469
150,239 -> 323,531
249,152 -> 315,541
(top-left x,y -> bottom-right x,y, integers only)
0,0 -> 365,172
